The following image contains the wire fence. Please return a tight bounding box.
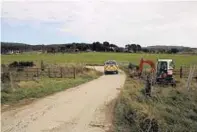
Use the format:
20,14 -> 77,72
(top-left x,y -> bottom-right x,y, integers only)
126,64 -> 197,80
174,65 -> 197,79
1,66 -> 88,91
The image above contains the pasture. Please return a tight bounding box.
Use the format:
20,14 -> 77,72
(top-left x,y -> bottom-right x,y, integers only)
2,52 -> 197,67
1,52 -> 197,107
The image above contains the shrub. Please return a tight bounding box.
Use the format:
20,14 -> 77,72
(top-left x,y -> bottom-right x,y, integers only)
9,61 -> 34,68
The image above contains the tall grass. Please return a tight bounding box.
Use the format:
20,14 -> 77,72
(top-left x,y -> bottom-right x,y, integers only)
114,68 -> 197,132
1,69 -> 102,104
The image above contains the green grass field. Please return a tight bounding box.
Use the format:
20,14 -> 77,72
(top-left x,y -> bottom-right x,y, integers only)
2,52 -> 197,67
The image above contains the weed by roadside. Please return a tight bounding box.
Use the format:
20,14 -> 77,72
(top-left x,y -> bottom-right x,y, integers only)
114,69 -> 197,132
1,70 -> 102,105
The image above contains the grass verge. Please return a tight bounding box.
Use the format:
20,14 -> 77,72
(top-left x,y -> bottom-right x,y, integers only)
1,69 -> 102,105
114,67 -> 197,132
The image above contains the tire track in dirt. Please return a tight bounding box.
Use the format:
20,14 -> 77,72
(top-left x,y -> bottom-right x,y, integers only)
1,66 -> 126,132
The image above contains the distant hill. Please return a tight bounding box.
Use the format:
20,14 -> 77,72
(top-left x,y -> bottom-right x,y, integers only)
146,45 -> 191,50
1,41 -> 120,53
1,42 -> 30,46
1,42 -> 196,54
144,45 -> 197,54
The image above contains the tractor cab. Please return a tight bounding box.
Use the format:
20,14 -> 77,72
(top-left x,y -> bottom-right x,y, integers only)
156,59 -> 175,85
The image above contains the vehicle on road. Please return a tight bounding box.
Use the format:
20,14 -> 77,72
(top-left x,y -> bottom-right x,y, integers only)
128,58 -> 176,86
104,60 -> 119,74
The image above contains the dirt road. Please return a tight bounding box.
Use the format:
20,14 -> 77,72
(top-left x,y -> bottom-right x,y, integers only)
1,66 -> 126,132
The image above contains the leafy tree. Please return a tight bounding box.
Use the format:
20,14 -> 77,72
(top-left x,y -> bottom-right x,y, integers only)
125,44 -> 130,49
103,41 -> 110,47
142,48 -> 149,53
136,44 -> 142,51
131,44 -> 137,53
59,46 -> 66,53
169,48 -> 179,54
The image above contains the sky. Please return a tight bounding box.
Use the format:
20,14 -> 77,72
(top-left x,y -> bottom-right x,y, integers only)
1,0 -> 197,47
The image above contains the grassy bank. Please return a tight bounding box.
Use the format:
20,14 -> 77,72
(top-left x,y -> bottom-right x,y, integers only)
1,70 -> 102,105
2,52 -> 197,67
114,68 -> 197,132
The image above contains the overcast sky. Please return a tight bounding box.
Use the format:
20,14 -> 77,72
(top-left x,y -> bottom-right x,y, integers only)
1,0 -> 197,47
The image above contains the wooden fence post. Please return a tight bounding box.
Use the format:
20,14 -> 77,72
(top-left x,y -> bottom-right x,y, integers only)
48,68 -> 50,78
26,68 -> 28,80
37,68 -> 39,77
186,65 -> 196,91
73,67 -> 76,79
60,67 -> 63,78
180,66 -> 183,78
9,72 -> 14,92
186,66 -> 192,91
41,60 -> 44,71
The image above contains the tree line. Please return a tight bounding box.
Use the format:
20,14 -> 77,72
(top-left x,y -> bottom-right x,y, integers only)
1,41 -> 123,53
1,41 -> 186,54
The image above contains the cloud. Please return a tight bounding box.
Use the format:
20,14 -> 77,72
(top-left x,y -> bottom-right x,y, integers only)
1,1 -> 197,47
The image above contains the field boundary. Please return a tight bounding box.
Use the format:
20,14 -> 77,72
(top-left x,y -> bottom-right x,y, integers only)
1,66 -> 90,92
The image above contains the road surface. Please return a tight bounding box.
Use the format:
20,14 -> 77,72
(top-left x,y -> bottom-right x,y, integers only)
1,66 -> 126,132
